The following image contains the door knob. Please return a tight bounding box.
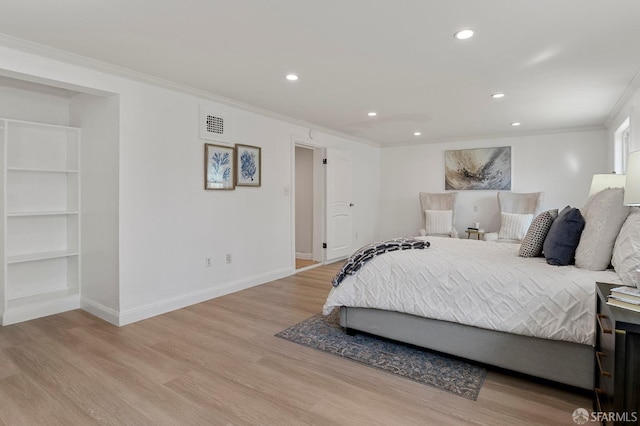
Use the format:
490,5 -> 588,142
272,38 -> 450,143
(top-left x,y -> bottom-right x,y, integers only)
349,203 -> 354,207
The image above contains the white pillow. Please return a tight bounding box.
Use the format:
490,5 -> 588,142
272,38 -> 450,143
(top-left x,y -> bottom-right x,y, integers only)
612,207 -> 640,287
425,209 -> 453,235
575,188 -> 629,270
498,212 -> 534,241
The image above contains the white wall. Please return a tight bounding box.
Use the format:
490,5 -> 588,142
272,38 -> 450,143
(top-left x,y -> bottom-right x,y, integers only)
379,130 -> 608,239
117,91 -> 379,322
295,146 -> 313,256
69,93 -> 120,320
0,45 -> 380,324
0,85 -> 70,124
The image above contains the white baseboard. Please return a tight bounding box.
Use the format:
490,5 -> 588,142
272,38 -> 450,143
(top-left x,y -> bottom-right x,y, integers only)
81,298 -> 120,326
117,267 -> 294,326
2,268 -> 298,327
295,252 -> 313,260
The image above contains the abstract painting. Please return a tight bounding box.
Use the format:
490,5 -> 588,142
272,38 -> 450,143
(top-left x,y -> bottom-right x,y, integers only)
204,143 -> 235,190
445,147 -> 511,190
235,144 -> 261,187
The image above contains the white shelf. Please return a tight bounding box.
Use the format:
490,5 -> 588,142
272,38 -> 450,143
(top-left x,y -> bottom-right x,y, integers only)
7,167 -> 78,173
7,250 -> 79,264
1,118 -> 81,324
7,288 -> 79,308
7,210 -> 79,217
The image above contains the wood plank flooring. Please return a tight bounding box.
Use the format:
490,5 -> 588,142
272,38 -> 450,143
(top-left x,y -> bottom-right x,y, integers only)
295,258 -> 320,270
0,262 -> 590,425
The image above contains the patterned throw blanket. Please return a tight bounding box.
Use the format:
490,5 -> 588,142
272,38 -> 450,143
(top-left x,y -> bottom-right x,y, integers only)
331,238 -> 430,287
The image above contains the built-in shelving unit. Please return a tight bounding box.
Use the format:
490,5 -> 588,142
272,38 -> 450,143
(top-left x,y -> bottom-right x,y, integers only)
1,118 -> 81,325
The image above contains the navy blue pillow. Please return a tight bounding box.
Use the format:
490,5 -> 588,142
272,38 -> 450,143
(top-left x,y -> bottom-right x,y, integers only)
543,206 -> 585,266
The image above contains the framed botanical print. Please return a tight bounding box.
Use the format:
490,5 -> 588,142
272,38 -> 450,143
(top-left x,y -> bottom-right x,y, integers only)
204,143 -> 235,190
235,144 -> 261,187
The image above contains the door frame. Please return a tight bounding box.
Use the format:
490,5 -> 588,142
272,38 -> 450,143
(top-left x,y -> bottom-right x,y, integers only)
291,134 -> 326,270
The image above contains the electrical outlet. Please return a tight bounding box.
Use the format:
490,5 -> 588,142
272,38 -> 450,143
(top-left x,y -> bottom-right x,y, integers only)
205,257 -> 213,268
226,254 -> 232,264
473,205 -> 478,212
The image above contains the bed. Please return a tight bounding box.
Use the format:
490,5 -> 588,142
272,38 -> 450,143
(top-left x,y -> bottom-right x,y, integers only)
323,236 -> 623,390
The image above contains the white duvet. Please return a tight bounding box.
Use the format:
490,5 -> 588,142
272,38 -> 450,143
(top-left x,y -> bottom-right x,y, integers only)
323,237 -> 622,345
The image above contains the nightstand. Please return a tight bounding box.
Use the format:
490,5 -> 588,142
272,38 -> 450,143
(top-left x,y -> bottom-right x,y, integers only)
594,282 -> 640,425
465,229 -> 485,240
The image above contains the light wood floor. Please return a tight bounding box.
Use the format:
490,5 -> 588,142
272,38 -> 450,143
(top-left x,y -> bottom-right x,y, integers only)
295,258 -> 320,269
0,262 -> 590,425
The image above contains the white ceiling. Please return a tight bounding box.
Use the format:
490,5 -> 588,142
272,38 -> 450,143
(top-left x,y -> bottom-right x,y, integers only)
1,0 -> 639,146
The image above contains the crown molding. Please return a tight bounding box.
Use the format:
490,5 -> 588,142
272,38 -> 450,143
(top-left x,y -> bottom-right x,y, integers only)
381,125 -> 606,148
0,33 -> 380,148
605,66 -> 640,129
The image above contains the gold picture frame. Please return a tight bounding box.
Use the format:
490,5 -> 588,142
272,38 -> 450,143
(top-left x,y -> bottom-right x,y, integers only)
204,143 -> 236,190
235,144 -> 261,187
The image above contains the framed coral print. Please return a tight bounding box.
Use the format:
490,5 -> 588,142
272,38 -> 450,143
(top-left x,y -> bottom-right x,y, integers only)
235,144 -> 261,187
204,143 -> 235,190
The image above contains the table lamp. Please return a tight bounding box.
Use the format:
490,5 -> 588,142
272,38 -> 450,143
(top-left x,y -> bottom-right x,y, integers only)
589,173 -> 626,196
624,151 -> 640,206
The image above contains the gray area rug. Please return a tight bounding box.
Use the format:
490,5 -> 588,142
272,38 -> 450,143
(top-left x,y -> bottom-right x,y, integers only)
275,311 -> 487,400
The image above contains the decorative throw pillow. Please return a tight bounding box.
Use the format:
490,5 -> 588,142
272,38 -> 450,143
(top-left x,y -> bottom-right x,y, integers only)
543,206 -> 585,266
518,209 -> 559,257
580,190 -> 598,218
612,208 -> 640,287
424,209 -> 453,235
498,212 -> 534,241
575,188 -> 630,270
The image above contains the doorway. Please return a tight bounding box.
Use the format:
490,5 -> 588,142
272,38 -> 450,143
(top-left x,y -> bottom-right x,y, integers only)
294,143 -> 324,270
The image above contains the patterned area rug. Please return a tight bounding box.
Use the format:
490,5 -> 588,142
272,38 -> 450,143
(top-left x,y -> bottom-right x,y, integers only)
275,311 -> 487,400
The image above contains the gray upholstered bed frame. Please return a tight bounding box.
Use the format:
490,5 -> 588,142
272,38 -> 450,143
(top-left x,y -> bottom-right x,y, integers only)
340,306 -> 594,390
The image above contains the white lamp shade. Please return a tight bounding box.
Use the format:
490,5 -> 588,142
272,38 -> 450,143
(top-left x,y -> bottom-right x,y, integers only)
589,173 -> 626,196
625,151 -> 640,205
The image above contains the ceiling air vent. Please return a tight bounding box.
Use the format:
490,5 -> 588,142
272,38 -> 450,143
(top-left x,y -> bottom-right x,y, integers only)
199,105 -> 232,143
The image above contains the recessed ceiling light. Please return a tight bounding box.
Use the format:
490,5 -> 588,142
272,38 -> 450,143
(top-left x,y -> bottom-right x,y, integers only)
454,29 -> 474,40
511,122 -> 521,127
368,112 -> 377,117
491,93 -> 505,99
414,132 -> 422,136
286,74 -> 299,81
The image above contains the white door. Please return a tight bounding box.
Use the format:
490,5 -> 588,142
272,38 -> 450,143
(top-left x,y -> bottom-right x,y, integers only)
325,148 -> 353,261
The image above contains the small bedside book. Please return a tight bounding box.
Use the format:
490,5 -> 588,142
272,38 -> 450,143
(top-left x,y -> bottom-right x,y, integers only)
608,294 -> 640,313
611,286 -> 640,303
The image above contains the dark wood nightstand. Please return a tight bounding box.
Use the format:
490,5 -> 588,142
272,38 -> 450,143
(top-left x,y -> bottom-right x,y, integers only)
595,282 -> 640,425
